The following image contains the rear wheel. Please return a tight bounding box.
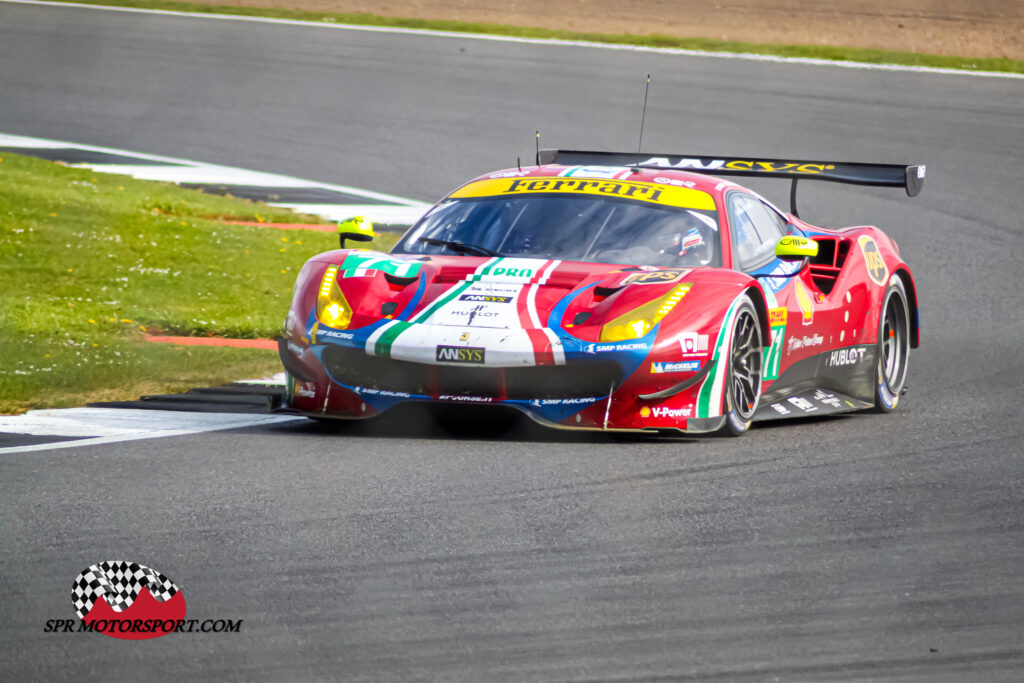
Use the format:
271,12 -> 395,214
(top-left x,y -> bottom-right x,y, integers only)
873,277 -> 910,411
719,296 -> 763,436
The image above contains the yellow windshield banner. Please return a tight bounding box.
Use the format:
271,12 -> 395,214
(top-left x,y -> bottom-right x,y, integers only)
450,177 -> 716,210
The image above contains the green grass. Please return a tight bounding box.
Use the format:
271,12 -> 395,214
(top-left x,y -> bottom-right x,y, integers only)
0,152 -> 399,413
51,0 -> 1024,74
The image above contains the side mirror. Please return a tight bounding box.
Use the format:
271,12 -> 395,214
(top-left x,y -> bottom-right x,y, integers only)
338,216 -> 375,249
772,235 -> 817,274
775,235 -> 818,261
766,235 -> 818,277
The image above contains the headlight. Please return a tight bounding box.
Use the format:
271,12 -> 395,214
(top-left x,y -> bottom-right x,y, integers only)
316,265 -> 353,329
599,283 -> 692,342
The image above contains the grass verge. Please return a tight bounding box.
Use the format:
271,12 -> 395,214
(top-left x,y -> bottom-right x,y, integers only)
49,0 -> 1024,74
0,152 -> 399,414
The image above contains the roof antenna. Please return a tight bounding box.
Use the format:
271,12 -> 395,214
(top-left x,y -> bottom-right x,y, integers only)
633,74 -> 651,174
517,156 -> 522,173
535,131 -> 540,166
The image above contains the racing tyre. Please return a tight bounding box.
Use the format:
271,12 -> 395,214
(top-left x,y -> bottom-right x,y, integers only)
719,296 -> 763,436
873,276 -> 910,412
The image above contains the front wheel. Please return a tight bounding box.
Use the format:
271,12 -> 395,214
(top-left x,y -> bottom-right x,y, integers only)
719,296 -> 764,436
873,277 -> 911,411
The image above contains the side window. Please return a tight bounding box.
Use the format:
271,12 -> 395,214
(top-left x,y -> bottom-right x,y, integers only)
727,192 -> 788,271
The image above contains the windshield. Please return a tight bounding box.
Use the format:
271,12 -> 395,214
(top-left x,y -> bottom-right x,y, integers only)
393,193 -> 721,268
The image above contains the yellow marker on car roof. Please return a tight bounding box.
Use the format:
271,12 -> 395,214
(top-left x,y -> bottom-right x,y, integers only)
337,215 -> 375,249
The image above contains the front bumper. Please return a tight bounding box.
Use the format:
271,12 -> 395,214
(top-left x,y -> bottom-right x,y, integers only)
279,331 -> 724,434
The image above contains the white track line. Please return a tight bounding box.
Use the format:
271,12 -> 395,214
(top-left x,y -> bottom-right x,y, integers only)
2,0 -> 1021,80
235,372 -> 287,386
0,132 -> 431,225
0,408 -> 303,455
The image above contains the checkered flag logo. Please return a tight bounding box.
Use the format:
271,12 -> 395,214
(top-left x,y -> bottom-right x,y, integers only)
72,561 -> 179,619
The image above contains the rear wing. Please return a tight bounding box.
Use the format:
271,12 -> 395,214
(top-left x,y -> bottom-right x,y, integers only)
537,149 -> 925,217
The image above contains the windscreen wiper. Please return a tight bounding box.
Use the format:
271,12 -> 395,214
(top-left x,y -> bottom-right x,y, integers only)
418,237 -> 502,257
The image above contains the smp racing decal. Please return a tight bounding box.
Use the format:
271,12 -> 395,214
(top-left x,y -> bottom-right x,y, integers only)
436,345 -> 485,363
317,329 -> 355,341
584,342 -> 648,353
858,236 -> 889,286
357,388 -> 413,398
530,397 -> 603,406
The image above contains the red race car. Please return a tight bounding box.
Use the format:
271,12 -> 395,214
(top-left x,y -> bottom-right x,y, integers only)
279,150 -> 923,436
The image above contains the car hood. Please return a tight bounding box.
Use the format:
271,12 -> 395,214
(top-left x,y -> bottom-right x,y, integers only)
314,250 -> 722,332
299,250 -> 758,367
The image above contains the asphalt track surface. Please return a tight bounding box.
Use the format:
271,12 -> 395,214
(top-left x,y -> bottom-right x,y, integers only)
2,3 -> 1023,680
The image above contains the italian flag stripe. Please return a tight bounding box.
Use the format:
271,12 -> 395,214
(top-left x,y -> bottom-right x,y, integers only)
410,279 -> 475,324
514,283 -> 534,329
696,294 -> 743,418
526,328 -> 555,365
374,321 -> 414,357
465,257 -> 501,283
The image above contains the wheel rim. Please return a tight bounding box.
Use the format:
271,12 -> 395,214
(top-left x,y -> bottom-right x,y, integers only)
730,310 -> 762,420
881,291 -> 909,393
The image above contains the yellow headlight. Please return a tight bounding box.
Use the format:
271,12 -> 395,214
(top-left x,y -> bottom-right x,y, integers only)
316,265 -> 353,329
599,283 -> 692,342
601,319 -> 652,342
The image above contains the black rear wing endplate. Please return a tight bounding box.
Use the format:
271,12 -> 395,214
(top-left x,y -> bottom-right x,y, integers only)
537,149 -> 925,217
